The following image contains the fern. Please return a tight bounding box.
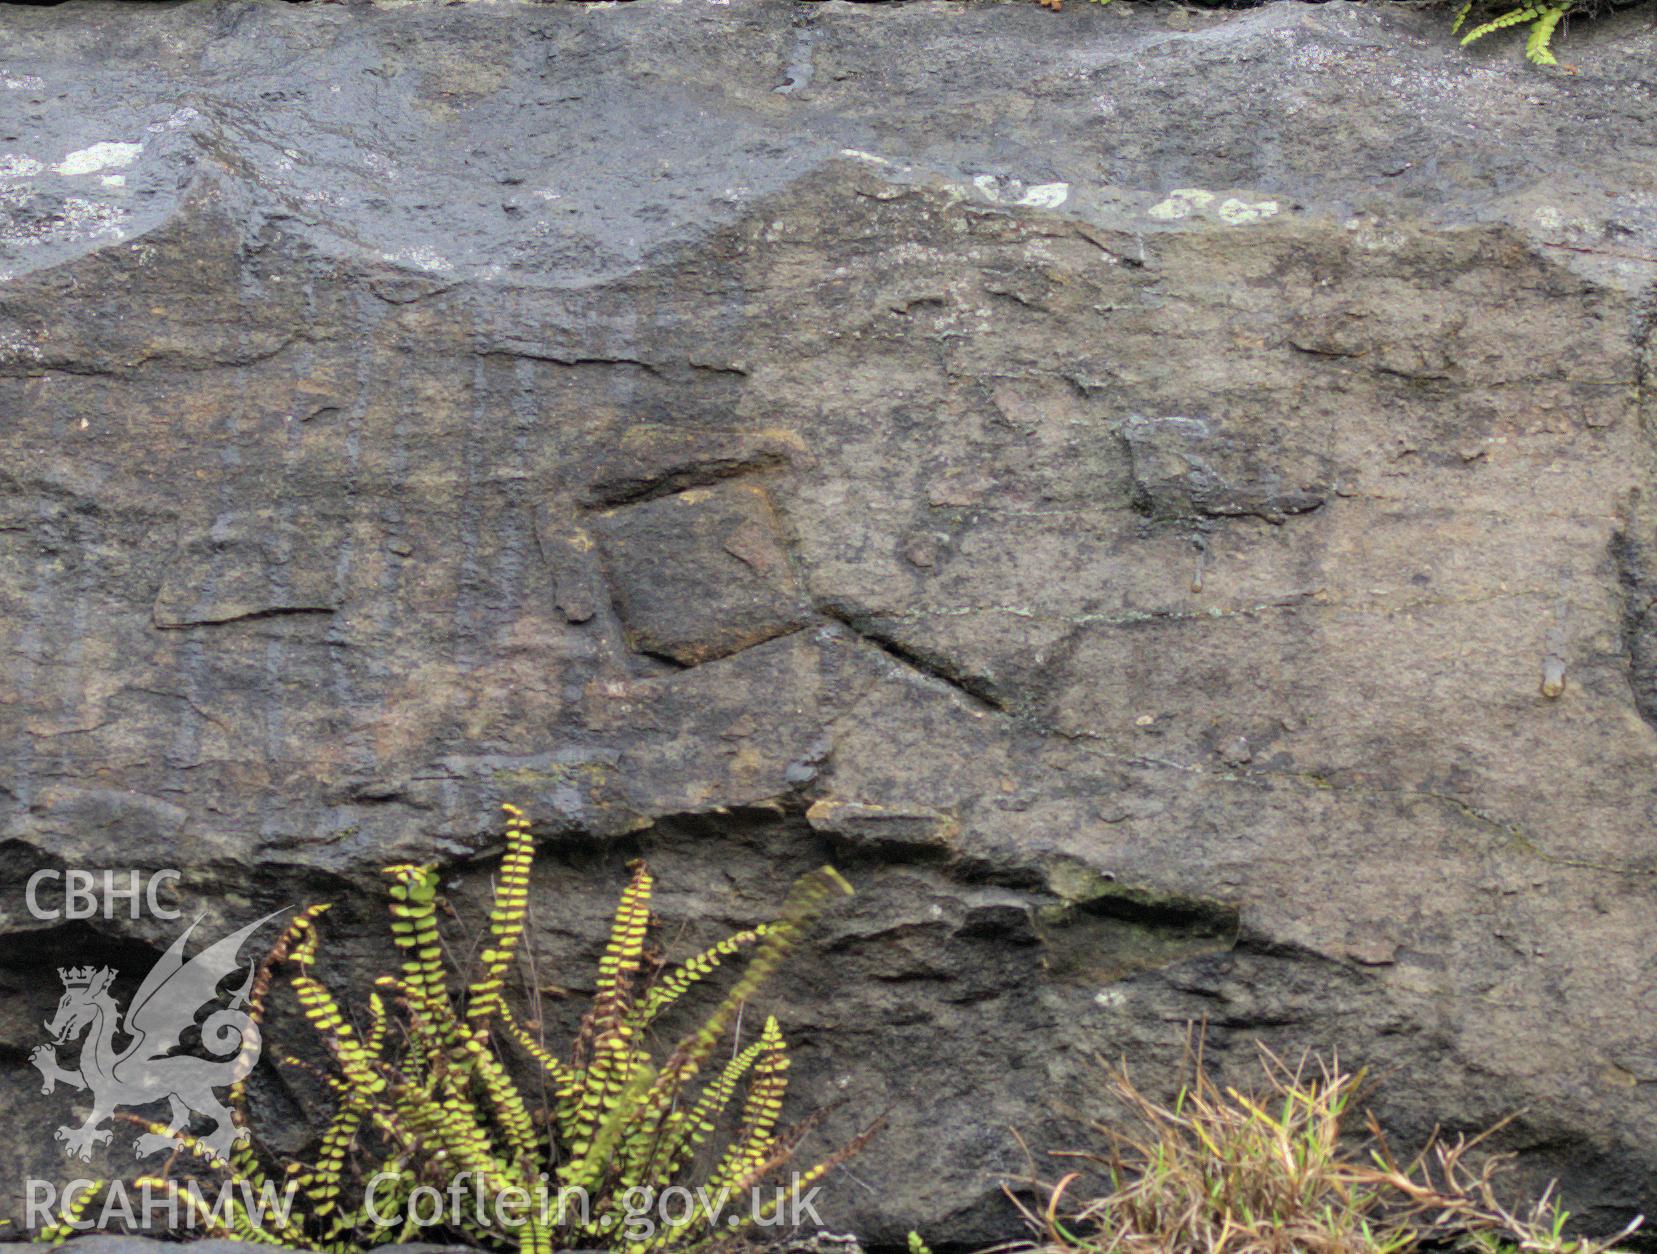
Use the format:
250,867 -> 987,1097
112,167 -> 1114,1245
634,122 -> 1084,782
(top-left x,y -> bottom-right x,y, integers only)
466,804 -> 535,1027
705,1016 -> 790,1195
33,1181 -> 107,1248
1456,0 -> 1574,62
70,803 -> 865,1254
1523,2 -> 1569,62
1031,0 -> 1583,64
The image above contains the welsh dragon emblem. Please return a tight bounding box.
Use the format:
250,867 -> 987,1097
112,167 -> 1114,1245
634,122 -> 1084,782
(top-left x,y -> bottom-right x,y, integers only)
29,911 -> 282,1162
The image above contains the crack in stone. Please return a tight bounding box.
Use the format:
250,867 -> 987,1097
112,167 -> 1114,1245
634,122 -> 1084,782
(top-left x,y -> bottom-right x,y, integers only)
0,330 -> 305,380
152,604 -> 336,630
582,450 -> 794,509
472,348 -> 749,380
827,586 -> 1552,630
816,602 -> 1005,714
1061,744 -> 1657,880
1635,278 -> 1657,432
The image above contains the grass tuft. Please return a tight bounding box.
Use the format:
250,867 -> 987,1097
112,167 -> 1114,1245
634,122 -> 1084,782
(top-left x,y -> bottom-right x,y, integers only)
1002,1032 -> 1641,1254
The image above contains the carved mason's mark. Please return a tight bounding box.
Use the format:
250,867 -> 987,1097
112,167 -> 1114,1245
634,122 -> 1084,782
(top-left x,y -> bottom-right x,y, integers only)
579,425 -> 809,509
1036,858 -> 1241,984
805,797 -> 959,860
593,481 -> 812,667
1613,525 -> 1657,731
817,600 -> 1008,715
1118,414 -> 1331,524
152,512 -> 340,629
532,511 -> 602,625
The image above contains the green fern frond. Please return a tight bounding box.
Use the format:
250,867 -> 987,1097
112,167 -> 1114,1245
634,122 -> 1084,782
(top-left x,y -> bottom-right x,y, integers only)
601,865 -> 854,1215
707,1016 -> 790,1194
639,1033 -> 769,1190
1457,0 -> 1575,64
291,1096 -> 367,1220
229,1135 -> 273,1202
654,866 -> 852,1097
289,904 -> 329,968
461,1029 -> 541,1166
560,1058 -> 660,1196
591,860 -> 655,1040
1460,3 -> 1544,45
33,1180 -> 106,1246
563,860 -> 655,1156
383,863 -> 448,1018
292,975 -> 386,1095
1525,3 -> 1568,63
324,1155 -> 418,1248
499,1000 -> 577,1088
633,924 -> 769,1029
467,802 -> 535,1027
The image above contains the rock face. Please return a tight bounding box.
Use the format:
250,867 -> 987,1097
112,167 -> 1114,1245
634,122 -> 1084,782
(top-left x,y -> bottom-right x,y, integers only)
3,0 -> 1657,1243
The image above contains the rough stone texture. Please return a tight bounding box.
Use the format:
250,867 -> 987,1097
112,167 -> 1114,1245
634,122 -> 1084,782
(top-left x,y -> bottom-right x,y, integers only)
3,0 -> 1657,1245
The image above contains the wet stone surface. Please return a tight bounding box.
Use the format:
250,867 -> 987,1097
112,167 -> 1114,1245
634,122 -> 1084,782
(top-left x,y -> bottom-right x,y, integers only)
2,0 -> 1657,1242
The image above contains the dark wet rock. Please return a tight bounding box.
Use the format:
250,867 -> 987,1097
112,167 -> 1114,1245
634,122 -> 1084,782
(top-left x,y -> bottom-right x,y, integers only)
3,0 -> 1657,1245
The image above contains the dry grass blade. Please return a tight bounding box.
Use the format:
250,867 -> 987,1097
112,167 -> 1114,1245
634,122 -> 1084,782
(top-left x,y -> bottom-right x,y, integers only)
1003,1029 -> 1642,1254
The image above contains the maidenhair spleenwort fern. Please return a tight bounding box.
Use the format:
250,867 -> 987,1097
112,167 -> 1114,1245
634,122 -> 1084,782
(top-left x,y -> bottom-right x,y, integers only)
1453,0 -> 1574,64
39,805 -> 871,1254
1030,0 -> 1579,65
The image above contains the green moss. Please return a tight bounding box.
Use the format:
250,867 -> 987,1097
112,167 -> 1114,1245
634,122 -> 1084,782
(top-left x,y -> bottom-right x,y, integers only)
1036,858 -> 1239,983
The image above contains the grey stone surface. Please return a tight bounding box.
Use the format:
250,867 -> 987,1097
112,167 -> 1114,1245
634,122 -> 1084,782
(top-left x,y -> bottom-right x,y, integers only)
3,0 -> 1657,1245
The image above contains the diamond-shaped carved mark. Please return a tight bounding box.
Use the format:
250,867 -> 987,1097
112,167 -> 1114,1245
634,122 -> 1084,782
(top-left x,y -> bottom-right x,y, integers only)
593,482 -> 811,666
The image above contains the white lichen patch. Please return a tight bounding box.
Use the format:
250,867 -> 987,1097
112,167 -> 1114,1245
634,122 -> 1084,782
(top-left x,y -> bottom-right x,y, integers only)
100,175 -> 126,189
379,246 -> 455,274
2,73 -> 45,92
970,173 -> 1071,211
0,194 -> 127,250
1018,182 -> 1070,209
0,330 -> 44,363
54,142 -> 143,177
146,106 -> 199,133
839,149 -> 892,166
0,154 -> 43,180
1529,203 -> 1593,237
1148,189 -> 1280,225
1147,188 -> 1215,220
1217,196 -> 1279,225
